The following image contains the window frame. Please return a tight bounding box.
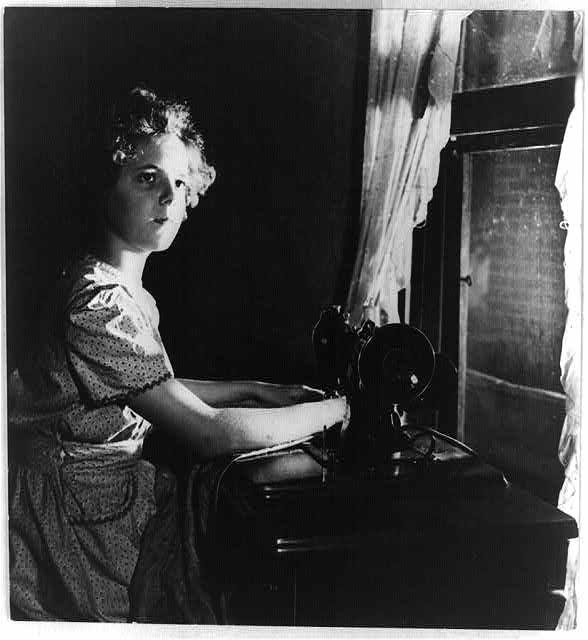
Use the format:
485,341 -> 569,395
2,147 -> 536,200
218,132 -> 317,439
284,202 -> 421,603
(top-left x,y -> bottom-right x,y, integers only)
409,75 -> 575,438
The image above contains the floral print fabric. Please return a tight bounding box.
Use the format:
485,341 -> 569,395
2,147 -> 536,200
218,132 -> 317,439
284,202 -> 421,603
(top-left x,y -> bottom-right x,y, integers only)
8,255 -> 175,621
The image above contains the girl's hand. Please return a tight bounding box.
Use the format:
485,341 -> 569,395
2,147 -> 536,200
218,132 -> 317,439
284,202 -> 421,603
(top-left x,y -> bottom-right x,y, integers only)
341,396 -> 351,432
253,382 -> 326,407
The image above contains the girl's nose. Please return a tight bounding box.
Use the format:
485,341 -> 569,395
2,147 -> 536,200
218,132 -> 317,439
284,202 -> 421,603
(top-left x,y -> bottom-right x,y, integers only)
159,177 -> 173,205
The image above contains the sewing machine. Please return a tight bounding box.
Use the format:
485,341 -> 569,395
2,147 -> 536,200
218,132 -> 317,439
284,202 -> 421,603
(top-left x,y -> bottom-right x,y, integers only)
208,308 -> 577,628
311,305 -> 461,471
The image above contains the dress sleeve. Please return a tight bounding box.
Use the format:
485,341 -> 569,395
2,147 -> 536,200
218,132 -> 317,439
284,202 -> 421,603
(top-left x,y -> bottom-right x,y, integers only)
64,283 -> 174,406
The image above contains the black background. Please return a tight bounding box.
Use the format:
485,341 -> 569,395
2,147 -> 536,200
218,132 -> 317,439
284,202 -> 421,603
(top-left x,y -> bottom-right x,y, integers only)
4,8 -> 370,383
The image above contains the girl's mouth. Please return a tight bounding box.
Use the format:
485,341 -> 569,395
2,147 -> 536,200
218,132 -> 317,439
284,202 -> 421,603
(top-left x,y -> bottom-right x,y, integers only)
152,217 -> 169,225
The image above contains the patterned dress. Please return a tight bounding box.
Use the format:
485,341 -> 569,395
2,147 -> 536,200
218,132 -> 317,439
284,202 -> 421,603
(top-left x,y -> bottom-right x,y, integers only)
8,255 -> 216,622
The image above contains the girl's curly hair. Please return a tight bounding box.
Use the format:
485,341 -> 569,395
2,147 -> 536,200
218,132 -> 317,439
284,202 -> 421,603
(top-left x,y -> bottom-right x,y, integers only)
89,85 -> 216,209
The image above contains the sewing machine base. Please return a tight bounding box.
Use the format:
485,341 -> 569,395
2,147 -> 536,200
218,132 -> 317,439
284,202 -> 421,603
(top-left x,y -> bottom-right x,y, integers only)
208,429 -> 576,628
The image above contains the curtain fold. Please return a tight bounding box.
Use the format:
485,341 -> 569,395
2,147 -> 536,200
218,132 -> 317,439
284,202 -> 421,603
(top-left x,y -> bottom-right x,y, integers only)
347,9 -> 466,325
555,13 -> 583,630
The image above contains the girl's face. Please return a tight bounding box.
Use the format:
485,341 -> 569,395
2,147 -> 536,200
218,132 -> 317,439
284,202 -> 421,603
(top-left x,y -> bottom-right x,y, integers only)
105,133 -> 195,254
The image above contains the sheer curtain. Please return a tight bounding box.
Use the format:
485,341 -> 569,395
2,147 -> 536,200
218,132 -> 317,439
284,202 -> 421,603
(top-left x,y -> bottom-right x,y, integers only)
346,9 -> 466,325
555,13 -> 583,630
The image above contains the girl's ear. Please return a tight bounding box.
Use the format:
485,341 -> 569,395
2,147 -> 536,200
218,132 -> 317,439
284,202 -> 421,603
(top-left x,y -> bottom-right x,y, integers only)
112,149 -> 127,165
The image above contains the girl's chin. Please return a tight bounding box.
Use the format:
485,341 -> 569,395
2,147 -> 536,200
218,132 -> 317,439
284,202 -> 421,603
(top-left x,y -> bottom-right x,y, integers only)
152,236 -> 179,252
149,229 -> 181,252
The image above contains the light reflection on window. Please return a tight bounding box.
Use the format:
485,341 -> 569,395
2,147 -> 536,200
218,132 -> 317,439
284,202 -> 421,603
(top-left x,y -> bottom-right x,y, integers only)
466,146 -> 566,392
455,11 -> 578,93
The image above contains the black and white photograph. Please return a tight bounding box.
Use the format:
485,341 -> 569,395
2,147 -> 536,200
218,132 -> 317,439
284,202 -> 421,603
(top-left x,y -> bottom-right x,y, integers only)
1,2 -> 584,632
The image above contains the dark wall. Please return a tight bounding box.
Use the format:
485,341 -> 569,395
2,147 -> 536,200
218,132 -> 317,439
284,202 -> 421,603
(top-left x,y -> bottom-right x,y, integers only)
4,8 -> 370,383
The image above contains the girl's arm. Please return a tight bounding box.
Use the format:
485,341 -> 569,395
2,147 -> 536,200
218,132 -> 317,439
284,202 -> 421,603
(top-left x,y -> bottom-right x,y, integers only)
176,378 -> 325,407
176,378 -> 262,407
129,377 -> 346,460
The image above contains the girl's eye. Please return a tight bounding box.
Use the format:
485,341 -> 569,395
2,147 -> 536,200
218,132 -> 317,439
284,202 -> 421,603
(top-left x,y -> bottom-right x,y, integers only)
138,172 -> 156,185
175,179 -> 186,189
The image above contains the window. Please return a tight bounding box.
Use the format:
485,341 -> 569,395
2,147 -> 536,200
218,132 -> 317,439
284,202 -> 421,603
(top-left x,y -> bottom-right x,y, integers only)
410,10 -> 578,502
455,11 -> 577,92
464,147 -> 566,394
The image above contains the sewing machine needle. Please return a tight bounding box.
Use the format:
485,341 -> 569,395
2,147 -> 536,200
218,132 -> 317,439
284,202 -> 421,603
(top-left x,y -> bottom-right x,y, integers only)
322,426 -> 327,484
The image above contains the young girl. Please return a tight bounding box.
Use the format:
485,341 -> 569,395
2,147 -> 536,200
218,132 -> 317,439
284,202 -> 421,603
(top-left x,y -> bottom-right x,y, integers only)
7,86 -> 348,623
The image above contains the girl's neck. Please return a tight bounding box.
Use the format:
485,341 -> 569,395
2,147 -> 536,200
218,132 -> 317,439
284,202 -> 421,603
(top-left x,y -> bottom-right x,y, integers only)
92,233 -> 149,287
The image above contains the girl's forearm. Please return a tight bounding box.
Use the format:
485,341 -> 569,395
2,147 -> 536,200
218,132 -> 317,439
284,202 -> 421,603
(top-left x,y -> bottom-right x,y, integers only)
130,378 -> 346,459
176,378 -> 256,407
214,398 -> 346,452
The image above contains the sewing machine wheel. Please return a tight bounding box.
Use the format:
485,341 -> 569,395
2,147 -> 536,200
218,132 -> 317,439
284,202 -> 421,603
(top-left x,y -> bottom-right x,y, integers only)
357,324 -> 435,410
